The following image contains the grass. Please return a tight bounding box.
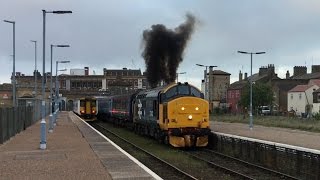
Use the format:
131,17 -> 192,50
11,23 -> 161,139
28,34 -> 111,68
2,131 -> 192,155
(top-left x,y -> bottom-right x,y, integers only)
211,114 -> 320,133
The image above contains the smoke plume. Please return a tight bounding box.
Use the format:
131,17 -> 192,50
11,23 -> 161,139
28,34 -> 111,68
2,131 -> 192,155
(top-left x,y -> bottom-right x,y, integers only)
142,13 -> 196,88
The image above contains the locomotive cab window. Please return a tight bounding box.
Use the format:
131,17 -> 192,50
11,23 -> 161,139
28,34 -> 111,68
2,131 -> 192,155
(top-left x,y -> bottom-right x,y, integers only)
164,85 -> 203,101
166,86 -> 177,99
178,85 -> 189,95
190,87 -> 202,98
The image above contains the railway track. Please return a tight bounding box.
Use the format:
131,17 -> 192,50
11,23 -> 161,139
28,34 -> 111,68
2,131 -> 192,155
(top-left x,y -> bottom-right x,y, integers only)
90,121 -> 300,179
182,148 -> 299,180
90,122 -> 197,180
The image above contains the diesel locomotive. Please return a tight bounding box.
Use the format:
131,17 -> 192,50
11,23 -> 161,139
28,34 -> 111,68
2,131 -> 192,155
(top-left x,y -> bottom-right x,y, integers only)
97,82 -> 211,147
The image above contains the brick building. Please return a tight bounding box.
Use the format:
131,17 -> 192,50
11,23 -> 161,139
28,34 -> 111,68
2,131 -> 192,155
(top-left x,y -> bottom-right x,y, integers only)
0,67 -> 148,109
227,64 -> 280,114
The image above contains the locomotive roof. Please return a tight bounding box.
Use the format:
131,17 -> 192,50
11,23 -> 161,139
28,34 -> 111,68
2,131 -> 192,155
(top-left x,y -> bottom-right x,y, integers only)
136,82 -> 197,98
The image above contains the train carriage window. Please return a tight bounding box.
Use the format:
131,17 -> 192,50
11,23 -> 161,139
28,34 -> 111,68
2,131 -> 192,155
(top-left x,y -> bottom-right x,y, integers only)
80,100 -> 85,107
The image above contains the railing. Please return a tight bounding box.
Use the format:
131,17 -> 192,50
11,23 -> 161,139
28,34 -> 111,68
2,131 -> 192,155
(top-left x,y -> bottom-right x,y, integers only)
0,100 -> 50,144
212,133 -> 320,180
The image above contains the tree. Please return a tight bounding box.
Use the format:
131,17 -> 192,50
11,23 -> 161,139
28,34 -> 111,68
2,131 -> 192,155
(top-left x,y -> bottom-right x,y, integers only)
238,82 -> 274,112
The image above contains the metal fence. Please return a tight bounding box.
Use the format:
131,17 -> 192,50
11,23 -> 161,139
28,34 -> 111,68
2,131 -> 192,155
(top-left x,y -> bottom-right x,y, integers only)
0,99 -> 50,144
211,134 -> 320,180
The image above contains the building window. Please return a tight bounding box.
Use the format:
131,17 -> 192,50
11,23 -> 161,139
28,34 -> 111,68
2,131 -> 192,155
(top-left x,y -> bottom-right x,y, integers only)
299,93 -> 302,100
317,94 -> 320,102
291,94 -> 293,100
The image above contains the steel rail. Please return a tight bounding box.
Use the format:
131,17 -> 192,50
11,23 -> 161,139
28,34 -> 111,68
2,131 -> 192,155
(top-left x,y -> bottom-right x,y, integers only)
203,149 -> 299,180
92,122 -> 197,180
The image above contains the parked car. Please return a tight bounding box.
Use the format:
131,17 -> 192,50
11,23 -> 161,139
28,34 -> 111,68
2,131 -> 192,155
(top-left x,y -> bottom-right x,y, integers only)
261,106 -> 271,115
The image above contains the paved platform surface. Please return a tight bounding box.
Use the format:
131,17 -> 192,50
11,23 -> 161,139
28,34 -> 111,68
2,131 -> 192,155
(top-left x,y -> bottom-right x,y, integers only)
212,121 -> 320,150
0,111 -> 159,180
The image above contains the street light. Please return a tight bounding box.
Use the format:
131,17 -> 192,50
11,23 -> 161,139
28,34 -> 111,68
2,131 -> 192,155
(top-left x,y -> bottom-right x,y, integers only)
40,9 -> 72,150
49,44 -> 70,132
237,51 -> 266,130
4,20 -> 16,107
31,40 -> 37,123
54,60 -> 70,125
31,41 -> 37,98
196,64 -> 217,103
176,72 -> 186,83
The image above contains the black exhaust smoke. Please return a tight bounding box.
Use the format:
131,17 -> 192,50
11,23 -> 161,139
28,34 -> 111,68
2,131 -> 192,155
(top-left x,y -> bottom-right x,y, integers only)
142,13 -> 196,88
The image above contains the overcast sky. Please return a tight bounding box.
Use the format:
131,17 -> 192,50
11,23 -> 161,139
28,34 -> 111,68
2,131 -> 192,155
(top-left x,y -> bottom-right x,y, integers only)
1,0 -> 320,89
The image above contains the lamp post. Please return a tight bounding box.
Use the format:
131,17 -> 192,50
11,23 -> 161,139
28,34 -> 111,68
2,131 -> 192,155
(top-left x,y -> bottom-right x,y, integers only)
176,72 -> 186,83
196,64 -> 217,105
55,60 -> 70,125
40,9 -> 72,150
4,20 -> 16,107
237,51 -> 266,130
31,40 -> 37,123
31,41 -> 37,98
49,44 -> 69,132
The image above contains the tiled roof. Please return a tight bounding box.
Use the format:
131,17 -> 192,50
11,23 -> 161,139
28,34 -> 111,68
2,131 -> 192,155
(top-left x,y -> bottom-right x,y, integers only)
308,79 -> 320,86
228,81 -> 247,90
288,85 -> 317,92
247,73 -> 268,82
292,72 -> 320,79
210,70 -> 231,76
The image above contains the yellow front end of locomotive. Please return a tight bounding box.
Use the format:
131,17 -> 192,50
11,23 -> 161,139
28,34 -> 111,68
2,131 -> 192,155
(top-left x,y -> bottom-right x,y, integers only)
164,97 -> 210,147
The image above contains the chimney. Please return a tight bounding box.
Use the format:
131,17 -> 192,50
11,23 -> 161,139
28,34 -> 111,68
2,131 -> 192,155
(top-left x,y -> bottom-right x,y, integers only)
244,72 -> 248,80
286,70 -> 290,79
293,66 -> 307,77
312,65 -> 320,73
239,71 -> 243,81
84,67 -> 89,76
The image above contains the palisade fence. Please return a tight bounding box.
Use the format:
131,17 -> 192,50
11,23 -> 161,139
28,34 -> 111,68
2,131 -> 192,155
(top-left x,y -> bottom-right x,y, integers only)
0,99 -> 50,144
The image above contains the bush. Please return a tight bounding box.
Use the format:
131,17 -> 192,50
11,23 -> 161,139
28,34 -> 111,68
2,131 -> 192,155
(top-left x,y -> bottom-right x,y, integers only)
313,112 -> 320,121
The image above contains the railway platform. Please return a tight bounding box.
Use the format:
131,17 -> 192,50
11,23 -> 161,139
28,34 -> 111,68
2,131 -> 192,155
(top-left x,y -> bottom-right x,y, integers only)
211,121 -> 320,150
0,111 -> 161,180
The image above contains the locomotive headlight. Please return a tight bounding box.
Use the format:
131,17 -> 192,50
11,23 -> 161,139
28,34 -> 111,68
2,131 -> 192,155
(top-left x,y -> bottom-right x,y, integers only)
195,107 -> 199,111
181,107 -> 185,111
188,115 -> 192,120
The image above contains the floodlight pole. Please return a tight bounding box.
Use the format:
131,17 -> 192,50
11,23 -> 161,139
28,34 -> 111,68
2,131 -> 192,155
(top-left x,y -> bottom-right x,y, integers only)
237,51 -> 266,130
54,60 -> 70,125
4,20 -> 16,107
176,72 -> 186,83
40,9 -> 72,150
